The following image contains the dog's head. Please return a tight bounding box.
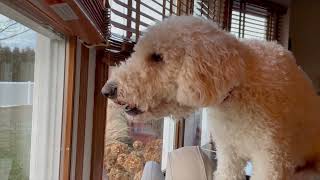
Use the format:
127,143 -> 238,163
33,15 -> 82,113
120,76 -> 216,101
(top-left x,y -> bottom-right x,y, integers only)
102,16 -> 245,121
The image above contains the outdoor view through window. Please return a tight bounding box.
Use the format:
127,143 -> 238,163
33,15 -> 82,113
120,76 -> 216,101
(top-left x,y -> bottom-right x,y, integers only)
0,14 -> 36,180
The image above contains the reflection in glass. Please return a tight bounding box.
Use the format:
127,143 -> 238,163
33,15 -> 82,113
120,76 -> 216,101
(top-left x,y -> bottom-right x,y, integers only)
104,100 -> 164,180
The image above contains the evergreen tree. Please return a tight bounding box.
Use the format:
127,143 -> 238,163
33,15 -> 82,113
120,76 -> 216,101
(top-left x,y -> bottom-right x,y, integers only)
0,45 -> 34,81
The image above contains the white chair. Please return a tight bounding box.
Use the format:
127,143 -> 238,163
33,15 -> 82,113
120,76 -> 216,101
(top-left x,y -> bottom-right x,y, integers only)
141,161 -> 165,180
165,146 -> 215,180
141,146 -> 215,180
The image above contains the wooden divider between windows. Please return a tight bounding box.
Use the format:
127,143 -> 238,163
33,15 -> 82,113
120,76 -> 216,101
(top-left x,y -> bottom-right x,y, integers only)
91,49 -> 109,180
60,37 -> 77,180
74,44 -> 90,180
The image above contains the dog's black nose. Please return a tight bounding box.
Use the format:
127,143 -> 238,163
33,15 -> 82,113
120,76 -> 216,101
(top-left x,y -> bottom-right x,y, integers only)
101,81 -> 117,99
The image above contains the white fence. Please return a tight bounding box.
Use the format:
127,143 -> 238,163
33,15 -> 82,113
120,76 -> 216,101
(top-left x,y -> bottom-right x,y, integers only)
0,81 -> 34,107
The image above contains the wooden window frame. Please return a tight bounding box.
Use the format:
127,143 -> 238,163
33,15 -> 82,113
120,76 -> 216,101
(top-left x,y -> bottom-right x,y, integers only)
61,41 -> 108,180
0,0 -> 107,44
74,44 -> 90,180
61,39 -> 106,180
60,37 -> 77,180
90,48 -> 109,180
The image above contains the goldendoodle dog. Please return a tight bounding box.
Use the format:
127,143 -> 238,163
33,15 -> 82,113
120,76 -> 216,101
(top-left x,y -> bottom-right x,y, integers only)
102,16 -> 320,180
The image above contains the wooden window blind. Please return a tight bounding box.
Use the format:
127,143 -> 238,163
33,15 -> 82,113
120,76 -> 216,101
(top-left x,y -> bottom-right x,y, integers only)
194,0 -> 228,28
108,0 -> 229,41
76,0 -> 106,37
109,0 -> 180,42
228,0 -> 286,40
106,0 -> 230,55
75,0 -> 106,34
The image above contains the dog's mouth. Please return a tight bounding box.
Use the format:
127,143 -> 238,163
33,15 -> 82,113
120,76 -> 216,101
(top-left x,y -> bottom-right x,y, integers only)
114,100 -> 144,116
124,105 -> 143,116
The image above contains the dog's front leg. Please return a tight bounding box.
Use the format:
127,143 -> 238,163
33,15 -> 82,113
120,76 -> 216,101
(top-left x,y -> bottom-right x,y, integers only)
214,147 -> 246,180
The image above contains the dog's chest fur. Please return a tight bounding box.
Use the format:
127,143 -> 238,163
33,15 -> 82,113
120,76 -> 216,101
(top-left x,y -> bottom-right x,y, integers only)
207,100 -> 272,159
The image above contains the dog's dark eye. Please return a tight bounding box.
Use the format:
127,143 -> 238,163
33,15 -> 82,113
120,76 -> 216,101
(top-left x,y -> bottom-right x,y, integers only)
150,53 -> 163,62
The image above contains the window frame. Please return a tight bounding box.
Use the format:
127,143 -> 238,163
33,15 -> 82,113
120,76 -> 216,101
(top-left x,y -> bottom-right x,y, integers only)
29,33 -> 67,180
0,2 -> 69,180
90,48 -> 109,180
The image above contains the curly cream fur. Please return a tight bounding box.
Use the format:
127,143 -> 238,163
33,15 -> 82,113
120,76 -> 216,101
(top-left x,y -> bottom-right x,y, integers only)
104,16 -> 320,180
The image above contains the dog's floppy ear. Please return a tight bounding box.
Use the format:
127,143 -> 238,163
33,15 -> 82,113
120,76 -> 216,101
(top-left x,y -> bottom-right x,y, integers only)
176,35 -> 245,107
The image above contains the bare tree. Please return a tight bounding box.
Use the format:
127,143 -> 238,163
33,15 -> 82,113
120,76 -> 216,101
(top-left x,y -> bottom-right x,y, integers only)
0,19 -> 29,41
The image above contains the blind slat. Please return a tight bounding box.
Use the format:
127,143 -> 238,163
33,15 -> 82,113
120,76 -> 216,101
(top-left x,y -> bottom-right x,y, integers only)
232,7 -> 270,17
110,0 -> 180,42
232,17 -> 267,27
111,21 -> 143,35
231,24 -> 267,33
140,1 -> 164,16
150,0 -> 171,12
232,14 -> 267,23
113,0 -> 160,22
111,9 -> 150,27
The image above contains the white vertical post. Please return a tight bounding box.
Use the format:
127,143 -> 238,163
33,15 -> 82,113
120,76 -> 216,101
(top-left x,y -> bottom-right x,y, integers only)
29,34 -> 65,180
161,116 -> 176,171
201,108 -> 209,146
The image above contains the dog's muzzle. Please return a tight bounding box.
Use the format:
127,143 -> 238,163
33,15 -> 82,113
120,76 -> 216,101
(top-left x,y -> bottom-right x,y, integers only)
101,81 -> 117,99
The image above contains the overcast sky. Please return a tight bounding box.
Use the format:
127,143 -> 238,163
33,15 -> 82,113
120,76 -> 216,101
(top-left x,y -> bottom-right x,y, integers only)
0,14 -> 36,50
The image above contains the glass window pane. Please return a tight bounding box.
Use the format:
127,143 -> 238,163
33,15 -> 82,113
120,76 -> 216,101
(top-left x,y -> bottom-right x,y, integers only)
104,67 -> 164,180
0,14 -> 36,180
0,12 -> 65,180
